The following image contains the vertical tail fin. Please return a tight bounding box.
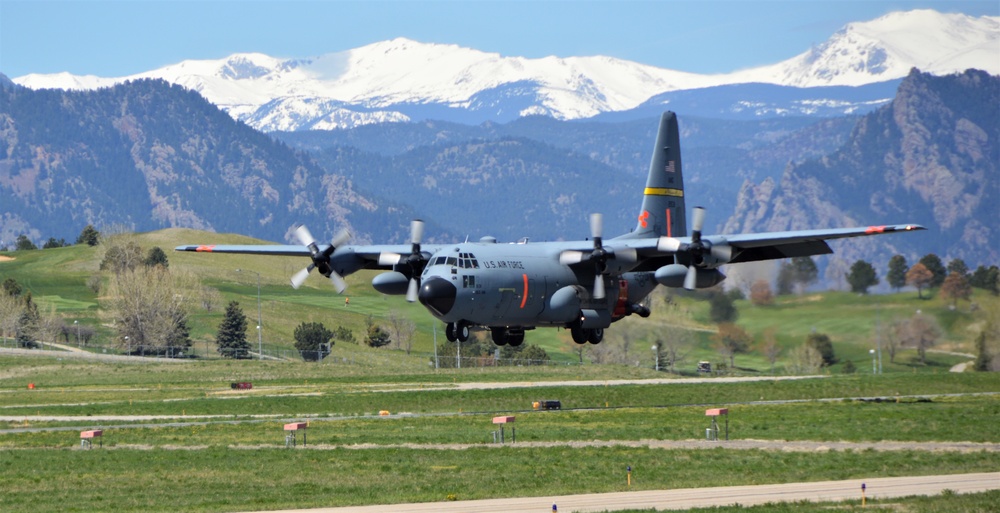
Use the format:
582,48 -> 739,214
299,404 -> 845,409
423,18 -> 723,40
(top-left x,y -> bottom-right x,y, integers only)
625,111 -> 686,239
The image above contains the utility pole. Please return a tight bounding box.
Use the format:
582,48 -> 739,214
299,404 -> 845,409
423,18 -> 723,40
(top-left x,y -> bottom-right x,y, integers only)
237,269 -> 263,360
433,324 -> 439,369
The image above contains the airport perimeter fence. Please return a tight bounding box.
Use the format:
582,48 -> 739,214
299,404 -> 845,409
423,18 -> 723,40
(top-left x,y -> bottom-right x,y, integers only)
2,338 -> 582,368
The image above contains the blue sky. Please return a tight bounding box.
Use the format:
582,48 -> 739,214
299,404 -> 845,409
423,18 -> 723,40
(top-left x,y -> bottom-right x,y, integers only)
1,0 -> 996,78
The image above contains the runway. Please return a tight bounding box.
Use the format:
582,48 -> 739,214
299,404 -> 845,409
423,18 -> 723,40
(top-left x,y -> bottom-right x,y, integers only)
251,472 -> 999,512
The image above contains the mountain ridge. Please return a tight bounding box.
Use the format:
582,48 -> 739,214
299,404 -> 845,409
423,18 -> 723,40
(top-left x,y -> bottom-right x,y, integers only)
11,9 -> 997,131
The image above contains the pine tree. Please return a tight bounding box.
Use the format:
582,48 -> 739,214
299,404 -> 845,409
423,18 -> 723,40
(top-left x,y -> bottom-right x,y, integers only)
973,329 -> 991,372
364,315 -> 391,348
806,332 -> 837,366
790,256 -> 818,292
15,293 -> 40,348
709,292 -> 738,323
294,322 -> 333,362
144,246 -> 169,268
887,255 -> 908,291
919,254 -> 947,288
76,224 -> 100,246
15,235 -> 37,251
216,301 -> 250,359
846,260 -> 879,294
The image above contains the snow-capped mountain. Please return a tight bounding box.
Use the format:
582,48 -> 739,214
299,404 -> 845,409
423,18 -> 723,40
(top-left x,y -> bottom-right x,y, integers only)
731,9 -> 1000,87
12,9 -> 998,131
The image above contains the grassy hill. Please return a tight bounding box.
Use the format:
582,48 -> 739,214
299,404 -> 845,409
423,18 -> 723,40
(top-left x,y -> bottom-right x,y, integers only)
1,228 -> 996,374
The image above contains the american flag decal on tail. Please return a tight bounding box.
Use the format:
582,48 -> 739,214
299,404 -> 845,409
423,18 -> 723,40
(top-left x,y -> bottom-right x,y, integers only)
664,160 -> 675,173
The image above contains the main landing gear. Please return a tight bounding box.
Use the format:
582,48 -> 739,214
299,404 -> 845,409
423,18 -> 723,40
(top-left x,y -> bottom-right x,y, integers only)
491,327 -> 525,347
445,322 -> 470,343
570,325 -> 604,344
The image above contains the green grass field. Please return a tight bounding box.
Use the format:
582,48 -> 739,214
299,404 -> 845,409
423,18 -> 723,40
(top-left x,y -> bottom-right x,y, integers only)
0,354 -> 997,512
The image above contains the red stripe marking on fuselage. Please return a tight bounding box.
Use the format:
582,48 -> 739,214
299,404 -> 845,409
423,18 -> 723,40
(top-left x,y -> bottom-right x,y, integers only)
520,274 -> 529,309
666,209 -> 672,238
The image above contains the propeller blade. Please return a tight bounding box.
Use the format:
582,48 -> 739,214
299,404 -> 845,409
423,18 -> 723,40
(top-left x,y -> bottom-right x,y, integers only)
329,271 -> 347,294
406,277 -> 419,302
330,228 -> 351,249
291,267 -> 311,290
379,253 -> 402,266
294,225 -> 317,248
657,237 -> 682,252
589,213 -> 603,240
559,250 -> 586,265
593,275 -> 605,300
410,219 -> 424,245
683,265 -> 698,291
691,206 -> 706,234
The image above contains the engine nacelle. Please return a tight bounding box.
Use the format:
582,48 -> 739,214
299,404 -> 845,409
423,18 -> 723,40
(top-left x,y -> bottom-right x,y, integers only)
541,285 -> 583,322
655,264 -> 726,289
372,271 -> 410,295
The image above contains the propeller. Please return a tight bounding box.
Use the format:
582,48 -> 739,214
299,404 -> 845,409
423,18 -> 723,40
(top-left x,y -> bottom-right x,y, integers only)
559,213 -> 642,300
377,220 -> 428,302
656,206 -> 732,290
589,213 -> 608,299
404,219 -> 427,302
290,225 -> 351,292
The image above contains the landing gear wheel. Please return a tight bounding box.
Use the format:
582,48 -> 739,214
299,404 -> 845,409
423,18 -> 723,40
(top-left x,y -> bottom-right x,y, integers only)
457,323 -> 470,342
587,328 -> 604,344
509,331 -> 525,347
445,323 -> 457,342
570,325 -> 587,344
491,327 -> 508,346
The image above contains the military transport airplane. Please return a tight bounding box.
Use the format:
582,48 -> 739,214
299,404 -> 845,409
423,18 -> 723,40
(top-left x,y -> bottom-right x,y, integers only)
176,111 -> 923,346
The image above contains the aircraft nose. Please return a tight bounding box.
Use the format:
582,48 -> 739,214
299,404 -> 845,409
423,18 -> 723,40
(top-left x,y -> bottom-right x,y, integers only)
418,278 -> 457,316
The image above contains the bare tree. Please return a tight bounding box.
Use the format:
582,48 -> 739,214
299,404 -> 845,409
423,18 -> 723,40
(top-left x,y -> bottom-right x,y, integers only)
788,343 -> 824,375
759,327 -> 781,374
658,330 -> 692,374
35,304 -> 65,346
712,323 -> 751,370
906,263 -> 934,299
878,318 -> 905,364
0,293 -> 22,346
386,310 -> 418,354
749,280 -> 774,306
103,265 -> 191,355
199,286 -> 222,312
940,272 -> 972,308
99,231 -> 144,275
600,321 -> 643,365
900,311 -> 942,364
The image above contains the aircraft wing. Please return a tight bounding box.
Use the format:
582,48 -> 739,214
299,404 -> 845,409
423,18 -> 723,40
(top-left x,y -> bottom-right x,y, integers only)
174,244 -> 310,256
174,243 -> 449,271
604,223 -> 925,269
713,224 -> 925,264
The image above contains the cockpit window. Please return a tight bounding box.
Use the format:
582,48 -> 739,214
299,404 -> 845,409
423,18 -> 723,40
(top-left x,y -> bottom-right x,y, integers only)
446,257 -> 458,267
457,252 -> 480,269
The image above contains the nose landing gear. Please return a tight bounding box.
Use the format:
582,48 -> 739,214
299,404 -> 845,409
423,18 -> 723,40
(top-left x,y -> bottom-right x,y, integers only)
445,322 -> 470,343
